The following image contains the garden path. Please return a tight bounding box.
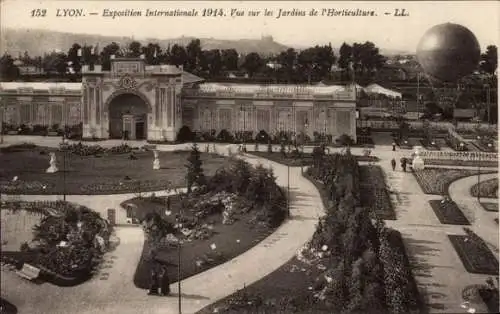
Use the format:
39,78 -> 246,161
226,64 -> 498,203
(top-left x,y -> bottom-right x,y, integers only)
1,141 -> 325,314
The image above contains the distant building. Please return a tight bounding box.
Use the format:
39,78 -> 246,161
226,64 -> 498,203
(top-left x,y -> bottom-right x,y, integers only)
0,57 -> 357,141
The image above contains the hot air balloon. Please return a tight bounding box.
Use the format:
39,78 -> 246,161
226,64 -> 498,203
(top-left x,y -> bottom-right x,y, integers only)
416,23 -> 481,114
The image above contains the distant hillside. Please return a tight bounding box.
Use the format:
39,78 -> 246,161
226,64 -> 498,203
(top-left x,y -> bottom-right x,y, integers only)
1,28 -> 289,57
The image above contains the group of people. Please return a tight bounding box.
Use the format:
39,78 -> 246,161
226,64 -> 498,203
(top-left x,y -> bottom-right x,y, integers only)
148,262 -> 171,296
391,157 -> 409,172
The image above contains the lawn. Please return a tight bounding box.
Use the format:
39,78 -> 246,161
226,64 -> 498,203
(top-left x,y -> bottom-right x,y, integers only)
0,147 -> 228,195
448,235 -> 499,275
413,168 -> 497,195
1,205 -> 45,252
248,151 -> 379,167
428,200 -> 470,225
359,165 -> 396,220
481,203 -> 499,212
128,194 -> 279,289
471,178 -> 498,199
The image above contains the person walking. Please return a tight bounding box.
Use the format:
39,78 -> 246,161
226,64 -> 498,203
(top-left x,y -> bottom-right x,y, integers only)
391,158 -> 396,171
159,265 -> 171,296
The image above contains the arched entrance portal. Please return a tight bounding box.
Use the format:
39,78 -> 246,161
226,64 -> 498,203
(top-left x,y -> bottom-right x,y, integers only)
108,93 -> 149,140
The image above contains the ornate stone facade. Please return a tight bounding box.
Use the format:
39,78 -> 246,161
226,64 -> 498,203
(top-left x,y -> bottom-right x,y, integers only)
0,57 -> 357,142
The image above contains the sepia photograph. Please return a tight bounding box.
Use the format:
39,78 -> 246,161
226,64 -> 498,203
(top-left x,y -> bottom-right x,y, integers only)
0,1 -> 498,313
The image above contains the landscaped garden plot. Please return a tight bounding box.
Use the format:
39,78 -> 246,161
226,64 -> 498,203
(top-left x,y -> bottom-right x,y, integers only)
471,178 -> 498,199
428,199 -> 470,225
413,168 -> 497,195
130,155 -> 287,289
199,152 -> 423,314
481,202 -> 498,212
449,229 -> 499,275
1,201 -> 113,286
0,145 -> 228,194
359,165 -> 396,220
249,151 -> 378,167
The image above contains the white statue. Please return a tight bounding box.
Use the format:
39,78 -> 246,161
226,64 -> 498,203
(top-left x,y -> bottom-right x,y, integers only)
412,147 -> 425,171
153,150 -> 160,170
46,152 -> 58,173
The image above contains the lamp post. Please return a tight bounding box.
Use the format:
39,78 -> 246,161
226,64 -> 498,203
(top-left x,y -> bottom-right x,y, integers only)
63,151 -> 67,201
302,121 -> 308,174
177,191 -> 184,314
477,136 -> 481,203
484,84 -> 491,124
239,105 -> 246,151
287,156 -> 290,218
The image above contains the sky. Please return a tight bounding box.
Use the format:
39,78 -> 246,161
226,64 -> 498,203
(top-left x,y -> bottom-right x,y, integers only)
1,0 -> 498,52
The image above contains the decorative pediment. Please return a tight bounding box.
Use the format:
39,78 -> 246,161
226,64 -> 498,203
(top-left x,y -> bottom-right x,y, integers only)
118,75 -> 138,90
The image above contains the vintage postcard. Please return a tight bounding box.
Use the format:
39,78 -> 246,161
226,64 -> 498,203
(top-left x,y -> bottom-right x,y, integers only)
0,1 -> 498,313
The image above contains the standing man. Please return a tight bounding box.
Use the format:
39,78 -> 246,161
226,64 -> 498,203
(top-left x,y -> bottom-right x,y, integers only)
392,142 -> 396,151
148,265 -> 160,295
159,264 -> 171,296
391,158 -> 396,171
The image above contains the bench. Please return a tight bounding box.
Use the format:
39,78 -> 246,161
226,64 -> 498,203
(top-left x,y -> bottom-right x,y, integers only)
16,263 -> 40,281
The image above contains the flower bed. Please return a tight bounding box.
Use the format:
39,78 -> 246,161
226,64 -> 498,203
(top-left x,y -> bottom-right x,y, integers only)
481,203 -> 498,212
359,165 -> 396,220
396,138 -> 414,149
420,139 -> 441,151
479,287 -> 499,313
248,151 -> 379,167
471,178 -> 498,199
0,142 -> 38,153
80,179 -> 175,194
424,159 -> 498,167
413,168 -> 496,195
448,233 -> 498,275
428,199 -> 470,225
2,202 -> 112,286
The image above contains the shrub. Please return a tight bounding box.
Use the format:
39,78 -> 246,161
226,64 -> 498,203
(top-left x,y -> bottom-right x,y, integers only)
337,134 -> 354,146
185,143 -> 206,193
256,130 -> 271,143
216,129 -> 233,142
176,125 -> 194,142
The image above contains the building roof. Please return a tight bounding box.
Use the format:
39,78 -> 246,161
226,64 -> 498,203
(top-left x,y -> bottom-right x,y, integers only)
182,72 -> 205,85
0,82 -> 82,91
196,82 -> 348,95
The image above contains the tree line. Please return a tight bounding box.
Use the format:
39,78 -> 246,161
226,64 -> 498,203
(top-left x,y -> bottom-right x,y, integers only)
0,39 -> 497,84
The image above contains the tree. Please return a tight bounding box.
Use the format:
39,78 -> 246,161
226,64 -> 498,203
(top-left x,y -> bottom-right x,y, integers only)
185,143 -> 206,193
351,41 -> 386,81
277,48 -> 298,82
0,53 -> 20,81
186,39 -> 202,73
242,52 -> 264,77
143,43 -> 161,65
128,41 -> 142,57
67,43 -> 82,73
338,43 -> 353,81
480,45 -> 498,75
221,49 -> 239,71
100,42 -> 120,71
170,44 -> 187,67
201,49 -> 222,77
